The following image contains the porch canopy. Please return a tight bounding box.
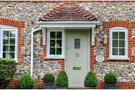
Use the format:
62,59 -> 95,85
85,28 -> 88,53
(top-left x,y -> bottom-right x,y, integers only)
31,4 -> 100,75
36,4 -> 100,46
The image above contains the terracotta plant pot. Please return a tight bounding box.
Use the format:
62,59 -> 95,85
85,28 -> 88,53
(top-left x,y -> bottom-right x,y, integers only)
85,87 -> 97,89
56,87 -> 68,89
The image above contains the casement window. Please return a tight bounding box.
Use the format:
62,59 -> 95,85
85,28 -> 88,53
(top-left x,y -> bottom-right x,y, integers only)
109,27 -> 129,60
46,30 -> 64,59
0,25 -> 18,62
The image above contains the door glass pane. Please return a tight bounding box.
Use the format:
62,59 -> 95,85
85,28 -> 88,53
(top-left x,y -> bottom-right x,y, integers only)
56,48 -> 61,55
113,32 -> 118,39
75,39 -> 80,49
3,31 -> 9,37
119,40 -> 125,47
57,32 -> 62,39
57,40 -> 62,47
50,48 -> 55,55
113,40 -> 118,47
50,40 -> 55,47
119,48 -> 125,55
10,31 -> 16,37
3,38 -> 9,44
3,46 -> 9,51
119,32 -> 125,39
112,48 -> 118,55
50,32 -> 55,39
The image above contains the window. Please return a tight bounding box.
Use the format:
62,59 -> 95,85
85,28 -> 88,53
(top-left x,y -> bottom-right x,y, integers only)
0,25 -> 18,61
47,30 -> 64,59
109,27 -> 128,60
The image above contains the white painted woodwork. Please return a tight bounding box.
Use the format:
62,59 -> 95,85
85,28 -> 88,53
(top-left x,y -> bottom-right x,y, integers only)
91,27 -> 95,45
66,31 -> 88,87
42,28 -> 46,45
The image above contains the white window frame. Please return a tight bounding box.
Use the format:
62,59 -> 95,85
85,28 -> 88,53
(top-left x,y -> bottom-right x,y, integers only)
46,29 -> 65,59
109,27 -> 129,60
0,25 -> 18,62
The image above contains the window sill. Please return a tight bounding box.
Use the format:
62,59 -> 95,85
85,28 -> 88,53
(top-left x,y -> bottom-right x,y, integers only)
108,58 -> 130,60
45,57 -> 65,59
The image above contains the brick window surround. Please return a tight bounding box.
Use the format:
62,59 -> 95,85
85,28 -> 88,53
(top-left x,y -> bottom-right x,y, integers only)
103,20 -> 135,62
0,18 -> 25,64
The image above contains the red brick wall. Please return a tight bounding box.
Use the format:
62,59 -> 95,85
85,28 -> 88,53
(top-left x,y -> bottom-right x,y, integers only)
10,80 -> 135,89
0,18 -> 25,64
0,0 -> 135,2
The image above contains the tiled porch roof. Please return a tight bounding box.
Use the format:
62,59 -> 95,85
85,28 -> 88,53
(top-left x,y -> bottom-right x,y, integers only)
39,4 -> 97,21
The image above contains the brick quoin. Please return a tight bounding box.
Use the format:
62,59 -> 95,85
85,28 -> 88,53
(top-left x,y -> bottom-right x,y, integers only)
0,18 -> 25,64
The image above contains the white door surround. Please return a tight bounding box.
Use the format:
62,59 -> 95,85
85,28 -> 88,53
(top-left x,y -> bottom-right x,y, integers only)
65,29 -> 90,88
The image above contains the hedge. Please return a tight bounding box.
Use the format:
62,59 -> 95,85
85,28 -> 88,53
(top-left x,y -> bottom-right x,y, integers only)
0,58 -> 17,89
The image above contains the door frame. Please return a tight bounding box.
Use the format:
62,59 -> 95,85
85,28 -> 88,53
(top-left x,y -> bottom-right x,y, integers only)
65,29 -> 90,82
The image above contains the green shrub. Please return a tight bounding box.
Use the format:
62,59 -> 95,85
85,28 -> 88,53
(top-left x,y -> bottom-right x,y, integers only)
19,72 -> 35,89
84,71 -> 98,87
43,73 -> 55,83
0,58 -> 17,89
104,72 -> 117,84
56,71 -> 68,87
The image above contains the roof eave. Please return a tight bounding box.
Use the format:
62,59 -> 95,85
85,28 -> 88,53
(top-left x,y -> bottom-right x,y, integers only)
36,21 -> 100,28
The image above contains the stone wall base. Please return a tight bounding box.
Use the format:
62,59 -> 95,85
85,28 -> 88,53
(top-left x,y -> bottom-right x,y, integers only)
10,80 -> 135,89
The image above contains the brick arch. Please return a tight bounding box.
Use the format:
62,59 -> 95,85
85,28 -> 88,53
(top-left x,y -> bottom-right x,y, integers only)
0,18 -> 25,64
103,20 -> 131,28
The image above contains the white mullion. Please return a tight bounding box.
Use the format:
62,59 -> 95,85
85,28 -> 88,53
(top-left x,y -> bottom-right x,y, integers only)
8,31 -> 10,59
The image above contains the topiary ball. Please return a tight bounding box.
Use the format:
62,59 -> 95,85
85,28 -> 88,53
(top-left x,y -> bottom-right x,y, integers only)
84,71 -> 98,87
104,72 -> 117,84
43,73 -> 55,83
56,71 -> 68,87
19,72 -> 35,89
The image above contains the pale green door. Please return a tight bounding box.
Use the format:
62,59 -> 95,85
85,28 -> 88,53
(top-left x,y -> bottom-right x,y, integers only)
66,31 -> 88,87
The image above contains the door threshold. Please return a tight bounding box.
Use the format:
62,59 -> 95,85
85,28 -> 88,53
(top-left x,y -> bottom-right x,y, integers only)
68,86 -> 84,89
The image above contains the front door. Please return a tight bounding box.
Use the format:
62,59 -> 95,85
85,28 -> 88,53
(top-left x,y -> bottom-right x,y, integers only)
66,31 -> 89,87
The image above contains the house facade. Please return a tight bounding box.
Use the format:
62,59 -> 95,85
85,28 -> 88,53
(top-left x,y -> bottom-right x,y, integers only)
0,0 -> 135,89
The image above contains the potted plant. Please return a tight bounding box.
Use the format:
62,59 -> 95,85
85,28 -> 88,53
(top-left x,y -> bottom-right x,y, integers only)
19,72 -> 36,89
84,71 -> 98,89
56,71 -> 68,89
43,73 -> 55,89
104,72 -> 117,89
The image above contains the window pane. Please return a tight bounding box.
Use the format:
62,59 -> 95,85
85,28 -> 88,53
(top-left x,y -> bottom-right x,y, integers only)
50,32 -> 55,39
113,40 -> 118,47
3,52 -> 9,58
3,38 -> 9,44
112,48 -> 118,55
119,48 -> 125,55
3,31 -> 9,37
119,32 -> 125,39
9,46 -> 15,51
10,38 -> 15,44
119,40 -> 125,47
75,39 -> 80,49
9,53 -> 15,59
10,31 -> 16,37
3,46 -> 9,51
56,48 -> 61,55
50,48 -> 55,55
56,40 -> 62,47
57,32 -> 62,39
113,32 -> 118,39
50,40 -> 55,47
